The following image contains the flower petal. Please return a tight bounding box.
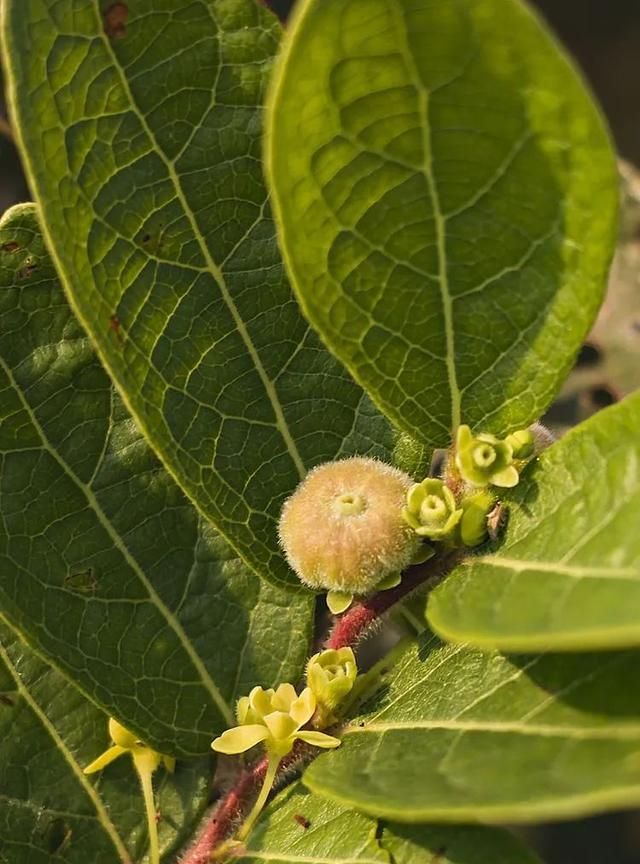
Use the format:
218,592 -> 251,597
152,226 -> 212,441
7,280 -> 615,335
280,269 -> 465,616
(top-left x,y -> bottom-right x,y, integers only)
263,711 -> 298,740
273,682 -> 298,711
290,687 -> 316,726
84,744 -> 126,774
249,686 -> 275,718
297,730 -> 341,749
236,695 -> 250,724
211,724 -> 269,754
491,465 -> 519,488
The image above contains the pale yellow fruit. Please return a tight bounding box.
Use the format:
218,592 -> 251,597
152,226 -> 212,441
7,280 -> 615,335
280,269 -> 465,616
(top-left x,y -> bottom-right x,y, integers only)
278,457 -> 419,595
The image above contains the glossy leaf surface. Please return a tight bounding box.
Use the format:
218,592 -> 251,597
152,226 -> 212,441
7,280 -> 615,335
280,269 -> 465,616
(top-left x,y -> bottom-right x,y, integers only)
0,204 -> 312,756
428,392 -> 640,650
267,0 -> 618,445
1,0 -> 395,587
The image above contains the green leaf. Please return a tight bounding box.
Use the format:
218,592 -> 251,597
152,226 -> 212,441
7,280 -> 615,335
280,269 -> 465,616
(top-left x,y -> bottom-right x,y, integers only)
305,631 -> 640,823
266,0 -> 618,446
0,619 -> 209,863
1,0 -> 396,587
239,784 -> 541,864
0,203 -> 312,756
428,391 -> 640,651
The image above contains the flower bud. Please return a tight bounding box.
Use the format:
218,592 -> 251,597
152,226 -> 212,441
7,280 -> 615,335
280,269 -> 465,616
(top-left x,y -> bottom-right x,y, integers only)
306,647 -> 357,710
402,478 -> 462,541
278,458 -> 419,597
459,489 -> 496,547
454,425 -> 519,488
505,428 -> 534,460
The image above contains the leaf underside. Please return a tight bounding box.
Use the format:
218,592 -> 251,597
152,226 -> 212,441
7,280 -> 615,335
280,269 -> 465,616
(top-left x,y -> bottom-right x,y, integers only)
267,0 -> 618,446
239,783 -> 541,864
0,203 -> 313,756
428,391 -> 640,651
305,631 -> 640,823
1,0 -> 397,588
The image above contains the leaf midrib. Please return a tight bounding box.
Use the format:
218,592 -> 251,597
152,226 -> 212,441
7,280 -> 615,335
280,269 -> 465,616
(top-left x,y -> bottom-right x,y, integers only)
473,555 -> 639,580
390,0 -> 460,431
345,718 -> 640,741
92,0 -> 306,481
0,353 -> 233,726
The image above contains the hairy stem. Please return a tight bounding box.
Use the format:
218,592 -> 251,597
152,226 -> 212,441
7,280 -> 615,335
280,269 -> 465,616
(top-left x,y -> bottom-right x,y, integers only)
180,551 -> 459,864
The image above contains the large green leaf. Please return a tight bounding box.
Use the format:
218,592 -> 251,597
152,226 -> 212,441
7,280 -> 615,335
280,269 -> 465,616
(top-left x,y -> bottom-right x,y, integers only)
0,203 -> 312,756
0,619 -> 209,863
304,631 -> 640,822
427,391 -> 640,651
1,0 -> 396,587
266,0 -> 618,446
238,784 -> 541,864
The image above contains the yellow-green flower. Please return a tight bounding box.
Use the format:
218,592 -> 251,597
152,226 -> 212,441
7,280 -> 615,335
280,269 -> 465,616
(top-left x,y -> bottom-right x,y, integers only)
84,718 -> 174,864
84,717 -> 175,776
306,648 -> 357,710
455,425 -> 519,488
402,478 -> 462,541
212,684 -> 340,758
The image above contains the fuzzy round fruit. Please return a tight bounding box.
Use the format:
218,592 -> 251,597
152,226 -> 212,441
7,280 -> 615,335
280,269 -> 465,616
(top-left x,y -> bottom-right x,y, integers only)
278,457 -> 419,595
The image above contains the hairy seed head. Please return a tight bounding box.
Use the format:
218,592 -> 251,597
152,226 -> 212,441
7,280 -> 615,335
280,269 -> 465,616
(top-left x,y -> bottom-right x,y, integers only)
278,457 -> 419,594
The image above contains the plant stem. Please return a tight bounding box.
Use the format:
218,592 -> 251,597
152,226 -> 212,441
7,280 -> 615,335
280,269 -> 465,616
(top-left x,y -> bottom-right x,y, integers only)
179,552 -> 461,864
136,764 -> 159,864
237,753 -> 280,842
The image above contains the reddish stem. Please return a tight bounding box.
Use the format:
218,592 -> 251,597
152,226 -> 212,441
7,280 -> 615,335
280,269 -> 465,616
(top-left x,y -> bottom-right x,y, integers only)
327,552 -> 459,648
180,552 -> 458,863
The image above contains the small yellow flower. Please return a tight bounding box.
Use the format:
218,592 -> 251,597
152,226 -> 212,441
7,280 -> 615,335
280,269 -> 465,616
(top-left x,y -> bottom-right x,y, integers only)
455,425 -> 519,488
306,647 -> 357,710
84,718 -> 174,864
84,717 -> 175,775
403,478 -> 462,541
278,458 -> 419,604
212,684 -> 340,758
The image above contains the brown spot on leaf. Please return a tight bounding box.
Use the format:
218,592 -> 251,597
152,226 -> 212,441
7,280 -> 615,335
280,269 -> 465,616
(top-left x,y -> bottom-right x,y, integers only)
109,314 -> 123,342
0,694 -> 15,707
18,261 -> 37,278
1,241 -> 20,253
103,3 -> 128,38
293,814 -> 310,829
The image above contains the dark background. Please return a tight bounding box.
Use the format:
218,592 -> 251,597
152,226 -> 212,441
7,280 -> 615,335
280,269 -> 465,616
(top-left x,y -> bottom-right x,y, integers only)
1,2 -> 639,862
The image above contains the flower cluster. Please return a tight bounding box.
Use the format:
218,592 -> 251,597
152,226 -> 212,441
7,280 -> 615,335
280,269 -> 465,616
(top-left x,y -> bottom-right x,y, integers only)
401,424 -> 540,549
210,649 -> 356,843
277,426 -> 546,612
211,683 -> 340,758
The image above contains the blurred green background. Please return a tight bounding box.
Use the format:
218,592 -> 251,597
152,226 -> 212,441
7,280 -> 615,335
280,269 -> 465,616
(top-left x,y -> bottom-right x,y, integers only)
1,1 -> 639,862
